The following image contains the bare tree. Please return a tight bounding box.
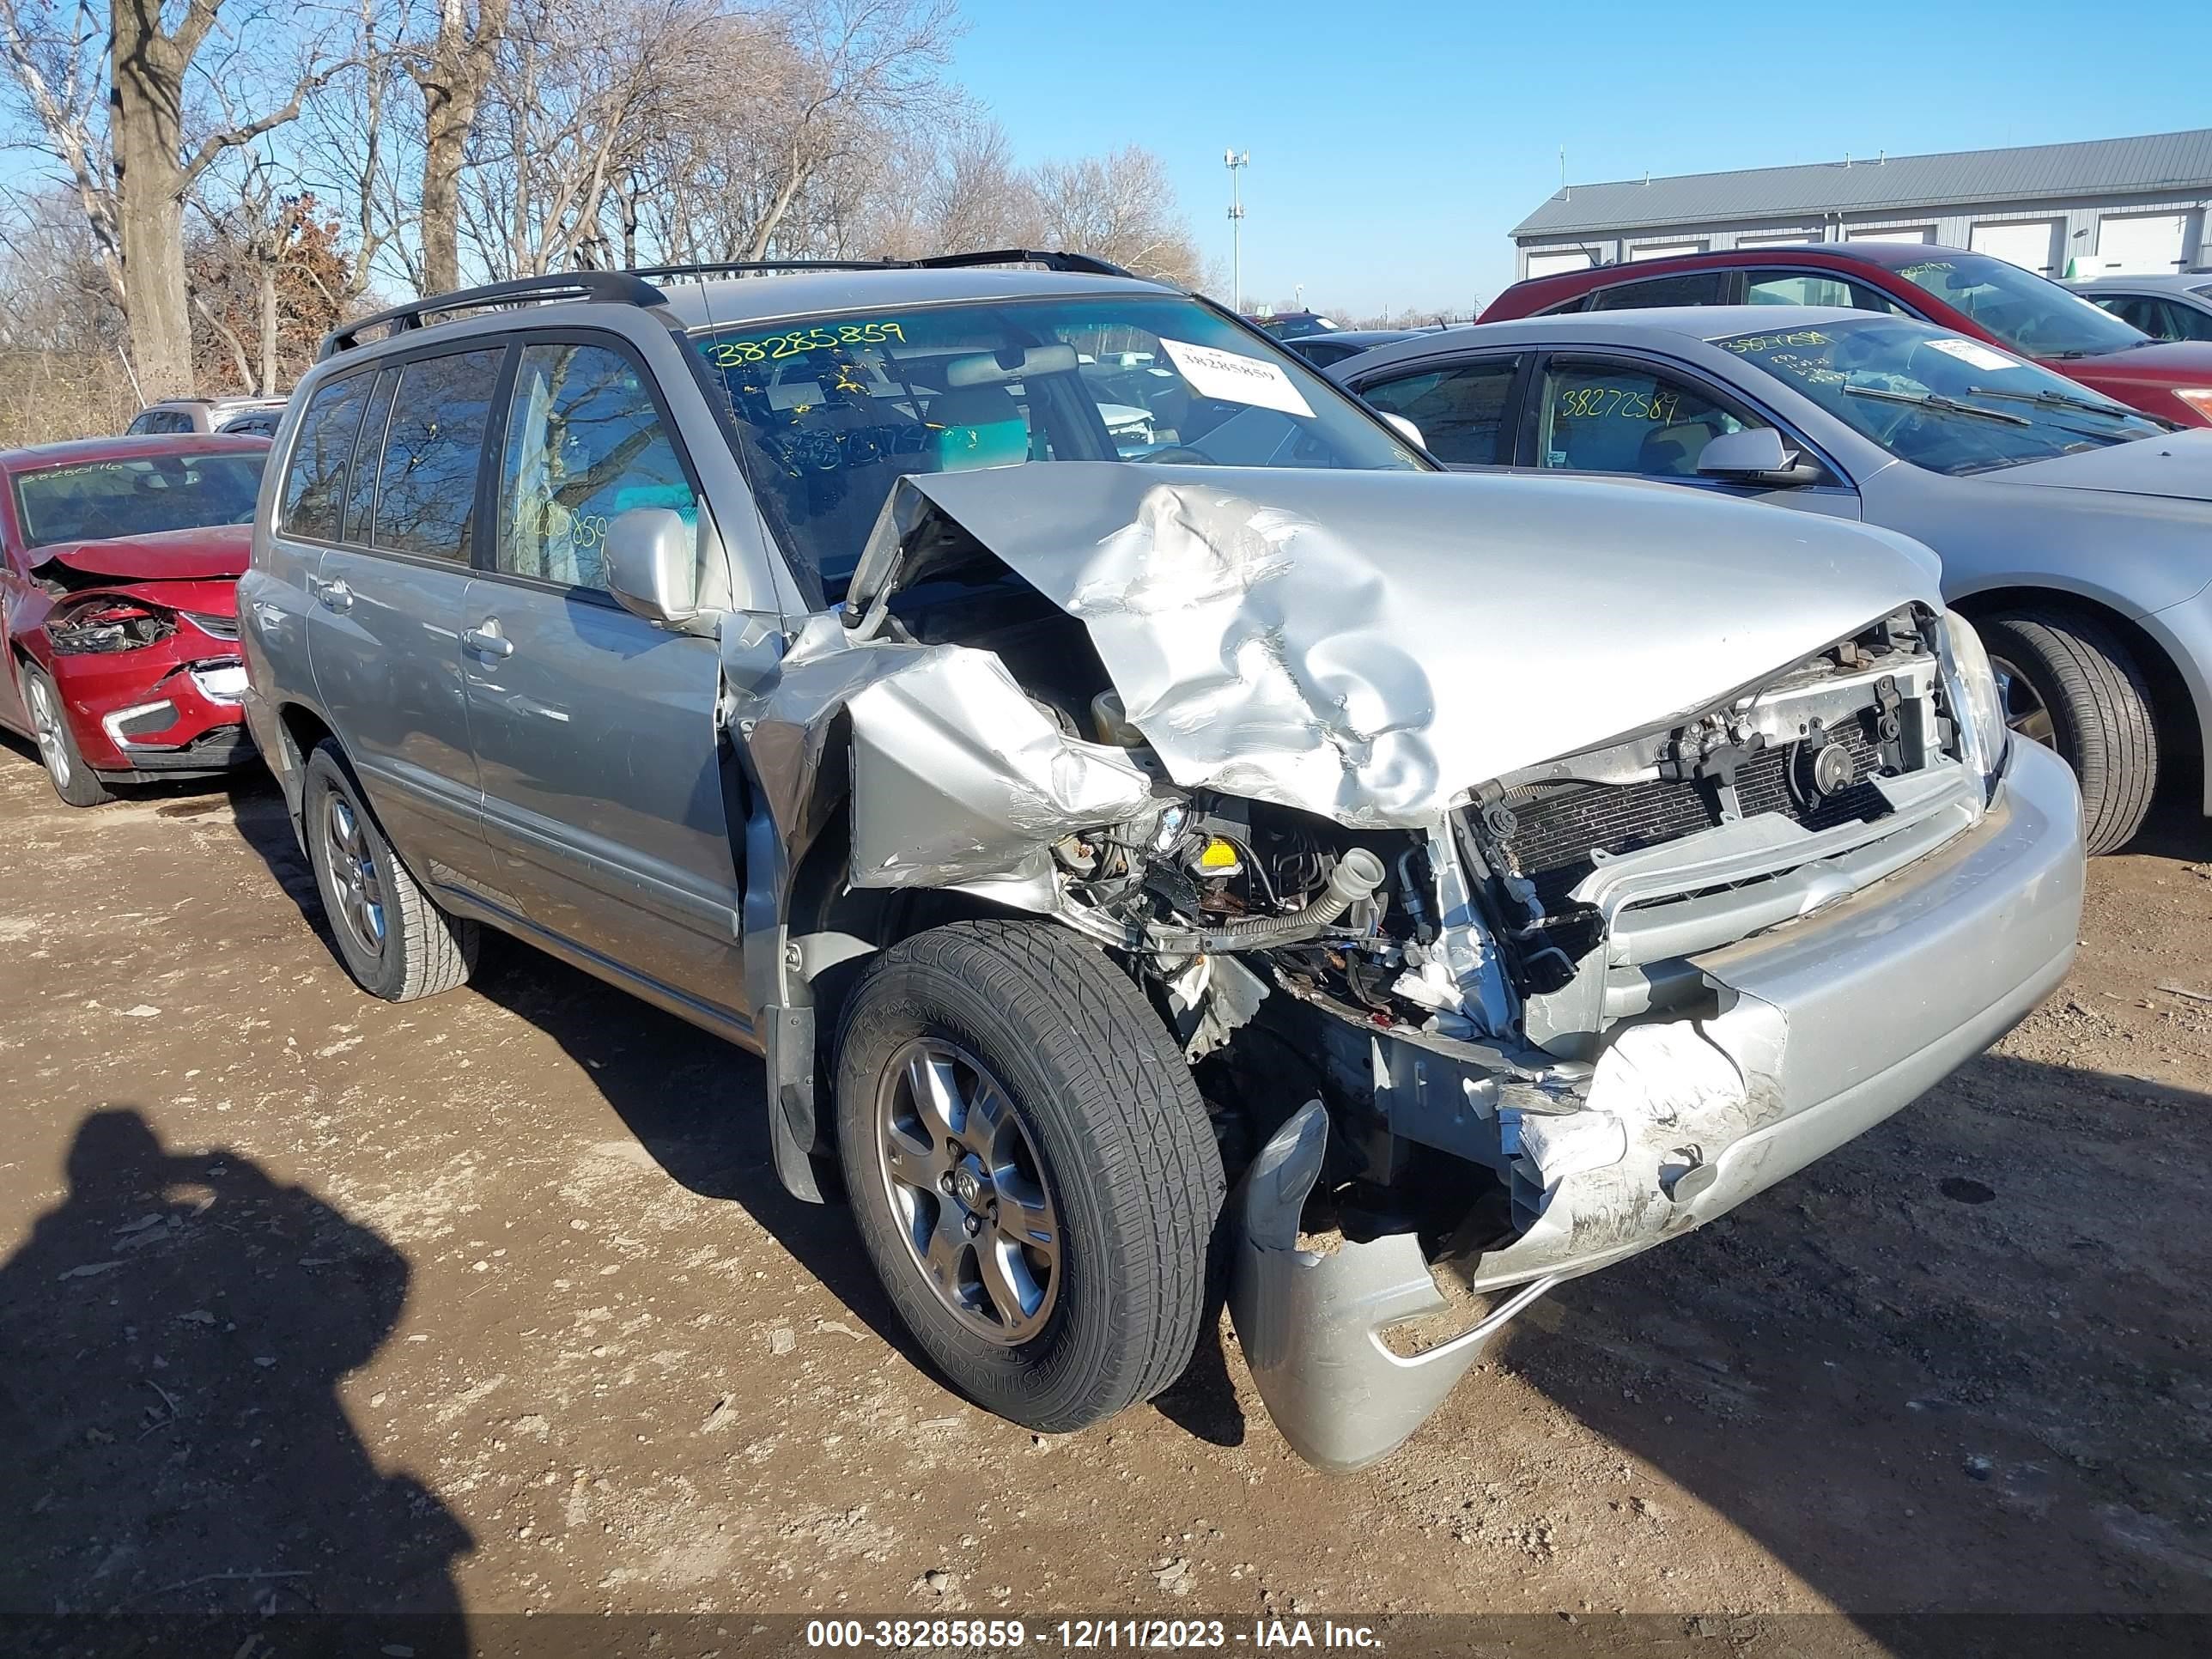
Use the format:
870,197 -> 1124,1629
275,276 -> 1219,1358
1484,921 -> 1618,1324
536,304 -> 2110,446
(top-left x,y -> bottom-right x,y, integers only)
3,0 -> 332,398
298,0 -> 412,304
0,0 -> 120,311
410,0 -> 506,294
718,0 -> 958,261
1035,145 -> 1204,287
0,185 -> 137,441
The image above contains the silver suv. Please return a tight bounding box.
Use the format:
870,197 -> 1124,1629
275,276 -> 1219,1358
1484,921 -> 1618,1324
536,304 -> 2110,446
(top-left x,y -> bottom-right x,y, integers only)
241,252 -> 2086,1468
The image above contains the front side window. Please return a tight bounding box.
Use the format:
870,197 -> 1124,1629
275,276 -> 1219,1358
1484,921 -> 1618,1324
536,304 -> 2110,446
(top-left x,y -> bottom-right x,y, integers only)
1533,358 -> 1755,477
370,349 -> 503,561
494,343 -> 696,592
692,295 -> 1420,596
279,374 -> 371,540
2096,295 -> 2212,343
2167,301 -> 2212,342
1711,317 -> 2166,475
1745,272 -> 1907,313
1588,271 -> 1733,310
1358,356 -> 1521,465
12,451 -> 267,550
1888,252 -> 2149,358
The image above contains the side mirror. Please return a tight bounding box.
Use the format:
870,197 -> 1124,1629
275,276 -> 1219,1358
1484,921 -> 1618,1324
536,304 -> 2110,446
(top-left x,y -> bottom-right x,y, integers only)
1696,426 -> 1822,487
604,507 -> 699,625
1379,412 -> 1426,449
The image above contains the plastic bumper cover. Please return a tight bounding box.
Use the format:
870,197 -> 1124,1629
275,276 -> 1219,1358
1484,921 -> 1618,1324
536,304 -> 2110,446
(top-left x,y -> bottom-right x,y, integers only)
1229,738 -> 2085,1471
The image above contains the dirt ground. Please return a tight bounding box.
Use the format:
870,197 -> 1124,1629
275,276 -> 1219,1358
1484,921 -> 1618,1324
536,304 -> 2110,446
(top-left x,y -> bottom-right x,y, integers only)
3,733 -> 2211,1645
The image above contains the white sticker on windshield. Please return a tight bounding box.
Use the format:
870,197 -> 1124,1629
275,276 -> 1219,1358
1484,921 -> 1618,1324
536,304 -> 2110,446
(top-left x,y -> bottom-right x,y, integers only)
1923,337 -> 2018,372
1159,338 -> 1315,418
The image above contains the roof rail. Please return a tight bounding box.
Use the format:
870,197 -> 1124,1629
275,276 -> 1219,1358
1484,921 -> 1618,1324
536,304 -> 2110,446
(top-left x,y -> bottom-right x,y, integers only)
623,258 -> 910,283
318,249 -> 1149,361
908,248 -> 1140,279
319,270 -> 668,361
628,250 -> 1142,282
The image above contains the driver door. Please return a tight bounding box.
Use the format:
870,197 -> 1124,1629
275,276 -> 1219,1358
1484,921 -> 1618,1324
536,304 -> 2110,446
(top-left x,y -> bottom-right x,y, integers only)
461,334 -> 744,1027
1525,352 -> 1864,520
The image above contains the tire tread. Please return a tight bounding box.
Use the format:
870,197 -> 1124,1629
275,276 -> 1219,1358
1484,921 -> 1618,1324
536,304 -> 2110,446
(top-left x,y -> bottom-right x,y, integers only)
836,921 -> 1222,1431
1980,611 -> 2157,855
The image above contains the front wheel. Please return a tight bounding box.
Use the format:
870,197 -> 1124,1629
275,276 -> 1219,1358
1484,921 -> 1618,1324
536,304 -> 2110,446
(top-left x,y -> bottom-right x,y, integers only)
834,921 -> 1224,1433
22,666 -> 112,807
1977,610 -> 2158,856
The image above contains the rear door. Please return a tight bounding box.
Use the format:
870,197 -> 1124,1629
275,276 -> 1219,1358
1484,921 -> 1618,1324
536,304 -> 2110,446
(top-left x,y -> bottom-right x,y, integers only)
303,344 -> 507,892
1348,354 -> 1527,470
461,333 -> 743,1020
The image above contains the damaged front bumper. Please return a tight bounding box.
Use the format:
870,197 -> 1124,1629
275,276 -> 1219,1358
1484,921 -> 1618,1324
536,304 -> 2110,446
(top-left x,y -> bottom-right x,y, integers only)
49,643 -> 255,779
1230,738 -> 2084,1470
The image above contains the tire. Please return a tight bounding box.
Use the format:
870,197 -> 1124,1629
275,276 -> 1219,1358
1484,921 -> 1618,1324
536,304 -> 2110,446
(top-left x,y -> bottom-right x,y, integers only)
21,665 -> 112,807
834,920 -> 1224,1434
1978,610 -> 2158,856
301,741 -> 477,1000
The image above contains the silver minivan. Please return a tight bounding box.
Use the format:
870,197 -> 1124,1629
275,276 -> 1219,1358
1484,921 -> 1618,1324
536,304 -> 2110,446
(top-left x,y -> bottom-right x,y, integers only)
242,255 -> 2085,1469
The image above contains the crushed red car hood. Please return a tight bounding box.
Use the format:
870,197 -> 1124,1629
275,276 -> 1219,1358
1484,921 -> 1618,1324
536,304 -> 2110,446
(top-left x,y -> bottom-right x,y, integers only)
35,523 -> 252,581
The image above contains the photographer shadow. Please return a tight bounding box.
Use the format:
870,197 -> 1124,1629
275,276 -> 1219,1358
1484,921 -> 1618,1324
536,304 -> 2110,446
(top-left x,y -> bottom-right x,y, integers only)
0,1109 -> 470,1649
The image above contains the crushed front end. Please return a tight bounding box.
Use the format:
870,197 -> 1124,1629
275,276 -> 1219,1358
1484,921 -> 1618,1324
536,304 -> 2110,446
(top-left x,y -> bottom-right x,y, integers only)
39,583 -> 255,778
1213,610 -> 2083,1468
750,465 -> 2085,1470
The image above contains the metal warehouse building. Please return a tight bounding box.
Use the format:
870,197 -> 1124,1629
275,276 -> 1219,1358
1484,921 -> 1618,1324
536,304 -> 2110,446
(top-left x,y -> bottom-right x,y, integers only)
1512,128 -> 2212,283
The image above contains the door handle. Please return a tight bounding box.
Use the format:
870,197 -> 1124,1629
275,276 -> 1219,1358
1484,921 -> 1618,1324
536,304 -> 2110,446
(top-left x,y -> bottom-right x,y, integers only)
464,622 -> 514,659
316,579 -> 354,612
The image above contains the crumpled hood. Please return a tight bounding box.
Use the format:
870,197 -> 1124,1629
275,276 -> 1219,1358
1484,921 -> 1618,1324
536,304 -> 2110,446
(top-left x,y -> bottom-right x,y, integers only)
34,523 -> 252,581
860,464 -> 1943,828
1994,429 -> 2212,505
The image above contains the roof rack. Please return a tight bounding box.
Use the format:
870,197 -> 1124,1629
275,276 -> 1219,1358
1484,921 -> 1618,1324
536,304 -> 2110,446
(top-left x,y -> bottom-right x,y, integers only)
318,249 -> 1148,360
319,270 -> 667,360
908,248 -> 1140,279
628,249 -> 1141,282
623,258 -> 909,283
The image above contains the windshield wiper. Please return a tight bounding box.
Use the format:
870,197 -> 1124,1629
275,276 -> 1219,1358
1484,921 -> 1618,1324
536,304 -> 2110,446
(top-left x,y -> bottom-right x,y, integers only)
1842,384 -> 2033,426
1964,384 -> 2142,422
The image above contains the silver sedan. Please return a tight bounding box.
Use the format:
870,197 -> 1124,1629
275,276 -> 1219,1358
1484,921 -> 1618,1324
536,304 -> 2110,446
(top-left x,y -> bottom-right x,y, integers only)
2065,273 -> 2212,344
1334,305 -> 2212,854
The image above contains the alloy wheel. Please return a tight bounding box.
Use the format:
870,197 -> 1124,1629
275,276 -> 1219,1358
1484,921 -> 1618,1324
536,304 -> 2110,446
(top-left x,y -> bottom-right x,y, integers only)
322,793 -> 387,960
1989,654 -> 2057,747
27,676 -> 70,790
874,1037 -> 1061,1346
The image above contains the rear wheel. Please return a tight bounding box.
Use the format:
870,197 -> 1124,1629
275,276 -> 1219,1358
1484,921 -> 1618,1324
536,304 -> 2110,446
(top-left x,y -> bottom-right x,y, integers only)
302,742 -> 477,1000
22,666 -> 112,807
835,921 -> 1223,1433
1978,610 -> 2158,855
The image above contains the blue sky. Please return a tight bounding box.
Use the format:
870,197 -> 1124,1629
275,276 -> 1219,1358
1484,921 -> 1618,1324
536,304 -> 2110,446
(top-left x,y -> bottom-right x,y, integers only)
952,0 -> 2212,316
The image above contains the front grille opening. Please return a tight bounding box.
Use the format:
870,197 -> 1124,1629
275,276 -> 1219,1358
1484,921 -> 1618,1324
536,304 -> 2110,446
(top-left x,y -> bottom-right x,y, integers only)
1499,715 -> 1896,908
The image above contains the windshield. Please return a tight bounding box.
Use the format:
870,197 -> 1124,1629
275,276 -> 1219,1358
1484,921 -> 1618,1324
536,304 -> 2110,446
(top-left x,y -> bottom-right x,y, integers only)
693,294 -> 1419,596
1889,252 -> 2151,358
1715,318 -> 2166,476
12,452 -> 267,550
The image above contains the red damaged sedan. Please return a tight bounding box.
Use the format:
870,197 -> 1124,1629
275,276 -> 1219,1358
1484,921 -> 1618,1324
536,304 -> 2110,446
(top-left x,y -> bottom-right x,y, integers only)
0,434 -> 270,805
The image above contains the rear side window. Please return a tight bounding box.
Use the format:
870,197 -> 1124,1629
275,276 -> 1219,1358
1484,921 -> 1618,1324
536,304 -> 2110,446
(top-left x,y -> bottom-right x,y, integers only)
1589,271 -> 1733,310
1358,356 -> 1522,465
369,349 -> 503,561
340,368 -> 401,544
493,343 -> 695,592
278,374 -> 372,540
1745,272 -> 1907,313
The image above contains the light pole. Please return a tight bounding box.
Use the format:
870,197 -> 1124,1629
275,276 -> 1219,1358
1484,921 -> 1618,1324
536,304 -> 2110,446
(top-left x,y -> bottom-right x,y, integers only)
1224,149 -> 1249,311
